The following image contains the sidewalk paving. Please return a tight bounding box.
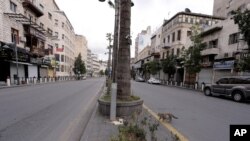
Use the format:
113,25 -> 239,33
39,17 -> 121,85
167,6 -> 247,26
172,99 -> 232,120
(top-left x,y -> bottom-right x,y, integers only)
80,104 -> 174,141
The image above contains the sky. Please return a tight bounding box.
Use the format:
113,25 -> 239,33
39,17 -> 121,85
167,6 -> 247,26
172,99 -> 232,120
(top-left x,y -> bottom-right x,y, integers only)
55,0 -> 214,61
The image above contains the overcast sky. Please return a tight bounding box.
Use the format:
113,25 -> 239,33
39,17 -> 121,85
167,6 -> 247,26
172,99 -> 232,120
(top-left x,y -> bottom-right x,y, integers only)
55,0 -> 214,61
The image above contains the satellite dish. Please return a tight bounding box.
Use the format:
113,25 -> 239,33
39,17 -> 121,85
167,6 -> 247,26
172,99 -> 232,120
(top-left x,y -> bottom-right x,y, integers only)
185,8 -> 191,13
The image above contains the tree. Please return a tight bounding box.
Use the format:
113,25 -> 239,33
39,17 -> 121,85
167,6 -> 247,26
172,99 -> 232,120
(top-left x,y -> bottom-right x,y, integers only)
183,25 -> 205,84
231,8 -> 250,50
116,0 -> 132,100
147,61 -> 161,76
99,70 -> 105,76
162,56 -> 176,80
73,53 -> 86,75
231,7 -> 250,71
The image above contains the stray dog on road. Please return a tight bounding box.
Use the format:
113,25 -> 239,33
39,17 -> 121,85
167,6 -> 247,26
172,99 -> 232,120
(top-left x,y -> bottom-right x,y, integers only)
157,113 -> 178,123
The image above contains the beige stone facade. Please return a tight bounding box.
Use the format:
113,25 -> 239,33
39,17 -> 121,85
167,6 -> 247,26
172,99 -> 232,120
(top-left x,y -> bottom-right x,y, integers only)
75,35 -> 88,65
0,0 -> 88,83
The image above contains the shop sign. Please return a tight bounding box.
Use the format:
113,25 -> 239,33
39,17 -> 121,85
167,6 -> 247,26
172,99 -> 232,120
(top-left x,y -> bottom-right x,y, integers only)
30,57 -> 43,64
43,58 -> 51,65
213,60 -> 235,70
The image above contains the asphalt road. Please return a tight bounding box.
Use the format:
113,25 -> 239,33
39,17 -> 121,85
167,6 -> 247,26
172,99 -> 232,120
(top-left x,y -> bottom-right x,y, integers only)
0,78 -> 104,141
132,81 -> 250,141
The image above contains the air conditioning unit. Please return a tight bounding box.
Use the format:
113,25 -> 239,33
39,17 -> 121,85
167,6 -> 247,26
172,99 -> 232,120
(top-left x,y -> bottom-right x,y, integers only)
20,36 -> 26,42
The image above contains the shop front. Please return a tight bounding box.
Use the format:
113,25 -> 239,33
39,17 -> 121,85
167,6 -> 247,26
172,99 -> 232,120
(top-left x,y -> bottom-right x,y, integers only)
213,60 -> 236,82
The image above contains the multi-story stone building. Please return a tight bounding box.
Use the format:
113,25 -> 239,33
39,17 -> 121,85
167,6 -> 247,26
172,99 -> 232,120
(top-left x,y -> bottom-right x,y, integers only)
198,0 -> 250,84
0,0 -> 88,84
160,10 -> 224,83
91,54 -> 100,77
134,26 -> 151,61
0,0 -> 49,83
86,49 -> 92,76
75,34 -> 88,65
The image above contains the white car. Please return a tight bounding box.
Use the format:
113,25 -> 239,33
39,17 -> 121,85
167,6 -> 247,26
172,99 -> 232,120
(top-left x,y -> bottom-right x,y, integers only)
147,77 -> 161,84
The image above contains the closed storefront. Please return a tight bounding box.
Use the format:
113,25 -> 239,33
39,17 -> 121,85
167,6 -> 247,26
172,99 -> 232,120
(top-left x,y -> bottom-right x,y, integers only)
10,63 -> 25,84
213,60 -> 236,82
39,66 -> 48,77
198,68 -> 213,85
28,65 -> 38,78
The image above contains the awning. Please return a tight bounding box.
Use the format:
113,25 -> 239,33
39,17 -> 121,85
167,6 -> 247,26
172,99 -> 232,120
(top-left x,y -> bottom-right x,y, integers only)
10,61 -> 33,66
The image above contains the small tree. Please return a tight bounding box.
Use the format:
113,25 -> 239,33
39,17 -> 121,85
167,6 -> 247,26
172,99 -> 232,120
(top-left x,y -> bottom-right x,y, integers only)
231,8 -> 250,50
183,25 -> 205,84
231,8 -> 250,71
73,53 -> 86,75
162,56 -> 176,80
99,70 -> 105,76
147,61 -> 161,76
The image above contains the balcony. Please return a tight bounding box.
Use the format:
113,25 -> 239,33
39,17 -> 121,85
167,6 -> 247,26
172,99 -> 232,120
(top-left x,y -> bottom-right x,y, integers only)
22,0 -> 44,17
201,62 -> 213,67
162,44 -> 171,49
201,46 -> 219,56
31,47 -> 45,57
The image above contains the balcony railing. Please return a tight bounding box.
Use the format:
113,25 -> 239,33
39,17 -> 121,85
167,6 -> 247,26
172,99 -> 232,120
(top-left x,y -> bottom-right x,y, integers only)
201,46 -> 219,56
201,62 -> 213,67
22,0 -> 44,17
31,48 -> 45,57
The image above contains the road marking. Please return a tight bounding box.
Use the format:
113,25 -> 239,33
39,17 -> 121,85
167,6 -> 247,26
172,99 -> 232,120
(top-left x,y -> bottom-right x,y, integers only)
143,104 -> 189,141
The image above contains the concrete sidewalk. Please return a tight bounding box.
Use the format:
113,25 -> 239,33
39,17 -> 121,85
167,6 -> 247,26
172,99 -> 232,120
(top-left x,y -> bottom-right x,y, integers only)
80,103 -> 174,141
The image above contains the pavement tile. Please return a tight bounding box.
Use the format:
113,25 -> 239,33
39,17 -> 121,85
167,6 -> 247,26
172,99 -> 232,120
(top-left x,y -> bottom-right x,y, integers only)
81,104 -> 174,141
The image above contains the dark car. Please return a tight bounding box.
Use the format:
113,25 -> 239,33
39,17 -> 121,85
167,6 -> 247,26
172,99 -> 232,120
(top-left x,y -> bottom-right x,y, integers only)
203,76 -> 250,102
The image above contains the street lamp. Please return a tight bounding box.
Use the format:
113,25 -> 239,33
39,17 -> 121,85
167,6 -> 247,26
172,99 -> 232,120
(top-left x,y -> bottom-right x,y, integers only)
9,34 -> 19,85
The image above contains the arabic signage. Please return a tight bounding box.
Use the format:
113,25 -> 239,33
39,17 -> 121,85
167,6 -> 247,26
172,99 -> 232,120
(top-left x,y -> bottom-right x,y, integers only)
30,57 -> 43,65
213,60 -> 235,70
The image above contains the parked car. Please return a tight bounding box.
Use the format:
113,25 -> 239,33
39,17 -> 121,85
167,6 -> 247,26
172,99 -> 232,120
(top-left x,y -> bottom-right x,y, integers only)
203,76 -> 250,102
135,76 -> 145,82
147,77 -> 161,84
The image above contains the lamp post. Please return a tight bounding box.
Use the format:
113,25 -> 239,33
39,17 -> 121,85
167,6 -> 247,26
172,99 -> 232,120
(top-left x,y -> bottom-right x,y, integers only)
12,34 -> 19,85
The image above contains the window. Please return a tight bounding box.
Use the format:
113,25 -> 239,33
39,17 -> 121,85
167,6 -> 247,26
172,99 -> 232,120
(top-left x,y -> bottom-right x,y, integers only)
218,78 -> 229,84
185,17 -> 188,23
177,30 -> 181,41
166,51 -> 169,58
167,35 -> 170,43
55,43 -> 59,48
55,54 -> 60,61
61,65 -> 64,72
61,55 -> 64,62
187,31 -> 192,36
62,22 -> 64,28
163,38 -> 166,43
172,32 -> 175,42
48,12 -> 52,20
177,48 -> 180,56
47,28 -> 53,36
11,28 -> 19,44
40,23 -> 44,28
229,33 -> 239,45
171,48 -> 174,56
62,34 -> 64,39
55,32 -> 58,37
209,39 -> 218,48
39,4 -> 44,9
55,19 -> 58,26
10,1 -> 17,13
190,18 -> 194,24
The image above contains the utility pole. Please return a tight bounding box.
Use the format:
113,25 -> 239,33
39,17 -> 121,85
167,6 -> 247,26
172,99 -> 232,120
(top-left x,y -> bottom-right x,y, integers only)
13,34 -> 19,85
